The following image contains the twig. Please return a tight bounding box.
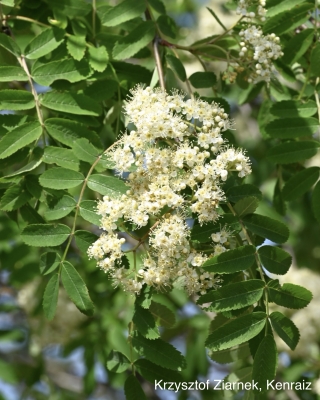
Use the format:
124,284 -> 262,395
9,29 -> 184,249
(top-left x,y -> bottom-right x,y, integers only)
153,36 -> 165,90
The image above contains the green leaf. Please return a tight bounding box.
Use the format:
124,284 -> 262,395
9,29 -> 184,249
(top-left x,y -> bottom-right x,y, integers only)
72,138 -> 101,164
66,35 -> 86,61
4,147 -> 43,178
148,0 -> 166,14
227,184 -> 262,203
21,224 -> 71,247
258,246 -> 291,275
270,100 -> 317,119
282,167 -> 319,201
311,42 -> 320,77
312,180 -> 320,222
43,273 -> 59,320
44,195 -> 76,220
124,375 -> 147,400
263,4 -> 314,36
265,118 -> 319,139
268,280 -> 313,309
113,21 -> 155,60
132,332 -> 187,371
166,54 -> 186,82
40,252 -> 61,275
270,311 -> 300,350
157,15 -> 177,39
43,146 -> 79,171
52,0 -> 91,17
88,45 -> 109,72
242,214 -> 289,243
233,196 -> 260,217
84,79 -> 118,101
0,121 -> 41,159
25,28 -> 65,59
102,0 -> 145,27
106,351 -> 131,373
273,178 -> 286,216
267,0 -> 308,17
20,204 -> 45,224
0,359 -> 17,384
189,71 -> 216,88
0,184 -> 31,211
252,335 -> 277,393
135,359 -> 182,383
39,167 -> 84,189
40,91 -> 102,116
112,61 -> 152,83
79,200 -> 101,226
149,301 -> 176,328
0,0 -> 14,7
0,66 -> 28,82
133,304 -> 159,339
267,141 -> 320,164
205,312 -> 267,351
0,33 -> 21,56
191,214 -> 240,243
61,261 -> 94,316
198,280 -> 265,312
74,230 -> 98,252
45,118 -> 102,149
282,29 -> 315,65
87,174 -> 127,196
32,58 -> 92,86
202,245 -> 256,274
0,90 -> 35,111
208,342 -> 251,364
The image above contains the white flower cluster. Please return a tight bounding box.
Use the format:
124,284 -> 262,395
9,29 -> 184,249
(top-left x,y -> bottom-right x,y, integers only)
88,86 -> 252,295
236,0 -> 267,21
239,25 -> 283,83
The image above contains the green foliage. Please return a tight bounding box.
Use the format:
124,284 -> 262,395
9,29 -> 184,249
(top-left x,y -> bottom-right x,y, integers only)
135,359 -> 182,383
42,273 -> 59,320
202,245 -> 256,273
0,0 -> 318,397
124,375 -> 147,400
258,246 -> 292,275
87,174 -> 127,196
39,167 -> 84,189
242,214 -> 289,243
268,280 -> 313,309
21,224 -> 71,246
267,141 -> 320,164
25,28 -> 65,59
106,351 -> 131,373
0,90 -> 35,110
112,21 -> 155,60
282,167 -> 320,201
269,312 -> 300,350
132,332 -> 187,371
133,304 -> 160,339
198,280 -> 265,311
61,261 -> 95,316
252,335 -> 278,393
189,71 -> 217,88
205,312 -> 267,351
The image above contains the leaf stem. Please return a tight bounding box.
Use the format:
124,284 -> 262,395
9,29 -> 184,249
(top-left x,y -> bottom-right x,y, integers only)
60,155 -> 102,265
153,36 -> 166,90
18,56 -> 46,155
7,15 -> 50,27
314,77 -> 320,140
